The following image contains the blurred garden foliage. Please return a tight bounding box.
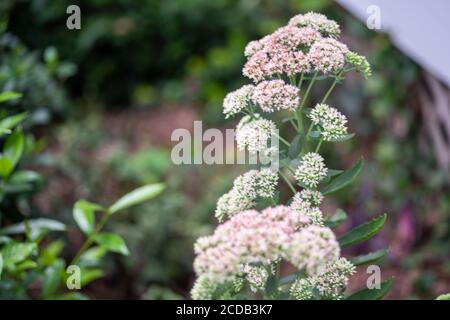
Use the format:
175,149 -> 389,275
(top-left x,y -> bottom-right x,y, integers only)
0,0 -> 448,299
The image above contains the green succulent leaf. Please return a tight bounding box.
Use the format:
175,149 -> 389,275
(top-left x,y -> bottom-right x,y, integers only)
109,183 -> 165,214
322,158 -> 363,195
346,278 -> 393,300
94,233 -> 129,255
350,247 -> 389,266
339,214 -> 387,247
325,208 -> 347,229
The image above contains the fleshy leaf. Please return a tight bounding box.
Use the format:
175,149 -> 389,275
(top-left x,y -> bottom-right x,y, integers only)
339,214 -> 387,247
346,278 -> 393,300
350,247 -> 389,266
322,158 -> 363,195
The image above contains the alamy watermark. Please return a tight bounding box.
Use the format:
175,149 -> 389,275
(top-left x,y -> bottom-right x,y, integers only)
171,121 -> 280,170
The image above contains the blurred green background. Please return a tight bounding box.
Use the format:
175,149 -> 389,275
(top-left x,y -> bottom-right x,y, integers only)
0,0 -> 448,299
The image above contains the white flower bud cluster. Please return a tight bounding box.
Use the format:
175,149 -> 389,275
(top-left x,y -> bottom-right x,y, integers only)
236,115 -> 278,153
291,190 -> 325,226
309,103 -> 348,141
290,258 -> 356,300
294,152 -> 328,188
223,85 -> 255,118
215,169 -> 279,221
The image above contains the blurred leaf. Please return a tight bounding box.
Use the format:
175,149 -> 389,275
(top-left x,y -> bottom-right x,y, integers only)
0,218 -> 66,239
265,273 -> 278,298
339,214 -> 387,247
15,259 -> 38,272
350,248 -> 389,266
0,113 -> 27,135
10,170 -> 41,184
55,292 -> 88,300
346,278 -> 393,300
0,242 -> 36,267
4,130 -> 24,167
0,91 -> 22,103
80,268 -> 104,287
0,254 -> 3,279
40,240 -> 65,266
79,246 -> 107,267
0,156 -> 13,179
325,208 -> 347,228
322,158 -> 363,195
42,259 -> 65,298
329,133 -> 355,142
73,200 -> 102,235
288,134 -> 302,159
109,183 -> 165,214
94,233 -> 129,255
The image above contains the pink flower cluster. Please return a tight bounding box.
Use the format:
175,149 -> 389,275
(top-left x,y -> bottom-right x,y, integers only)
194,205 -> 340,283
308,38 -> 348,74
243,26 -> 319,82
251,80 -> 300,112
243,13 -> 349,82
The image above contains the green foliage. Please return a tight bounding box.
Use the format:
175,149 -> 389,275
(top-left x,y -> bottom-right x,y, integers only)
339,214 -> 387,247
322,158 -> 363,195
0,91 -> 164,299
0,32 -> 74,125
346,278 -> 393,300
109,183 -> 165,214
350,248 -> 389,266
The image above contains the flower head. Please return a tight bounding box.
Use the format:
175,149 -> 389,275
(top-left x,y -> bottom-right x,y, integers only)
267,25 -> 322,49
242,265 -> 269,292
291,257 -> 356,300
252,80 -> 300,113
191,275 -> 217,300
243,50 -> 271,83
244,40 -> 264,57
291,192 -> 325,226
295,152 -> 328,188
309,103 -> 348,141
289,12 -> 340,38
346,51 -> 372,78
236,115 -> 277,153
215,169 -> 279,221
286,225 -> 340,275
308,38 -> 348,74
290,278 -> 315,300
195,206 -> 310,283
223,85 -> 254,118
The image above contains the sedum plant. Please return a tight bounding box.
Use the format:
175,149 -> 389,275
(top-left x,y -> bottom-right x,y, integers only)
0,91 -> 165,299
191,12 -> 391,300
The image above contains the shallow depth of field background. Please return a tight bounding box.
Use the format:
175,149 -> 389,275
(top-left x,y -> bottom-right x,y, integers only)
1,0 -> 449,299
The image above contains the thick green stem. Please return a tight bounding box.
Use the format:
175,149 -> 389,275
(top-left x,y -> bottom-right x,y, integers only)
315,138 -> 324,153
321,71 -> 343,104
275,133 -> 291,147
